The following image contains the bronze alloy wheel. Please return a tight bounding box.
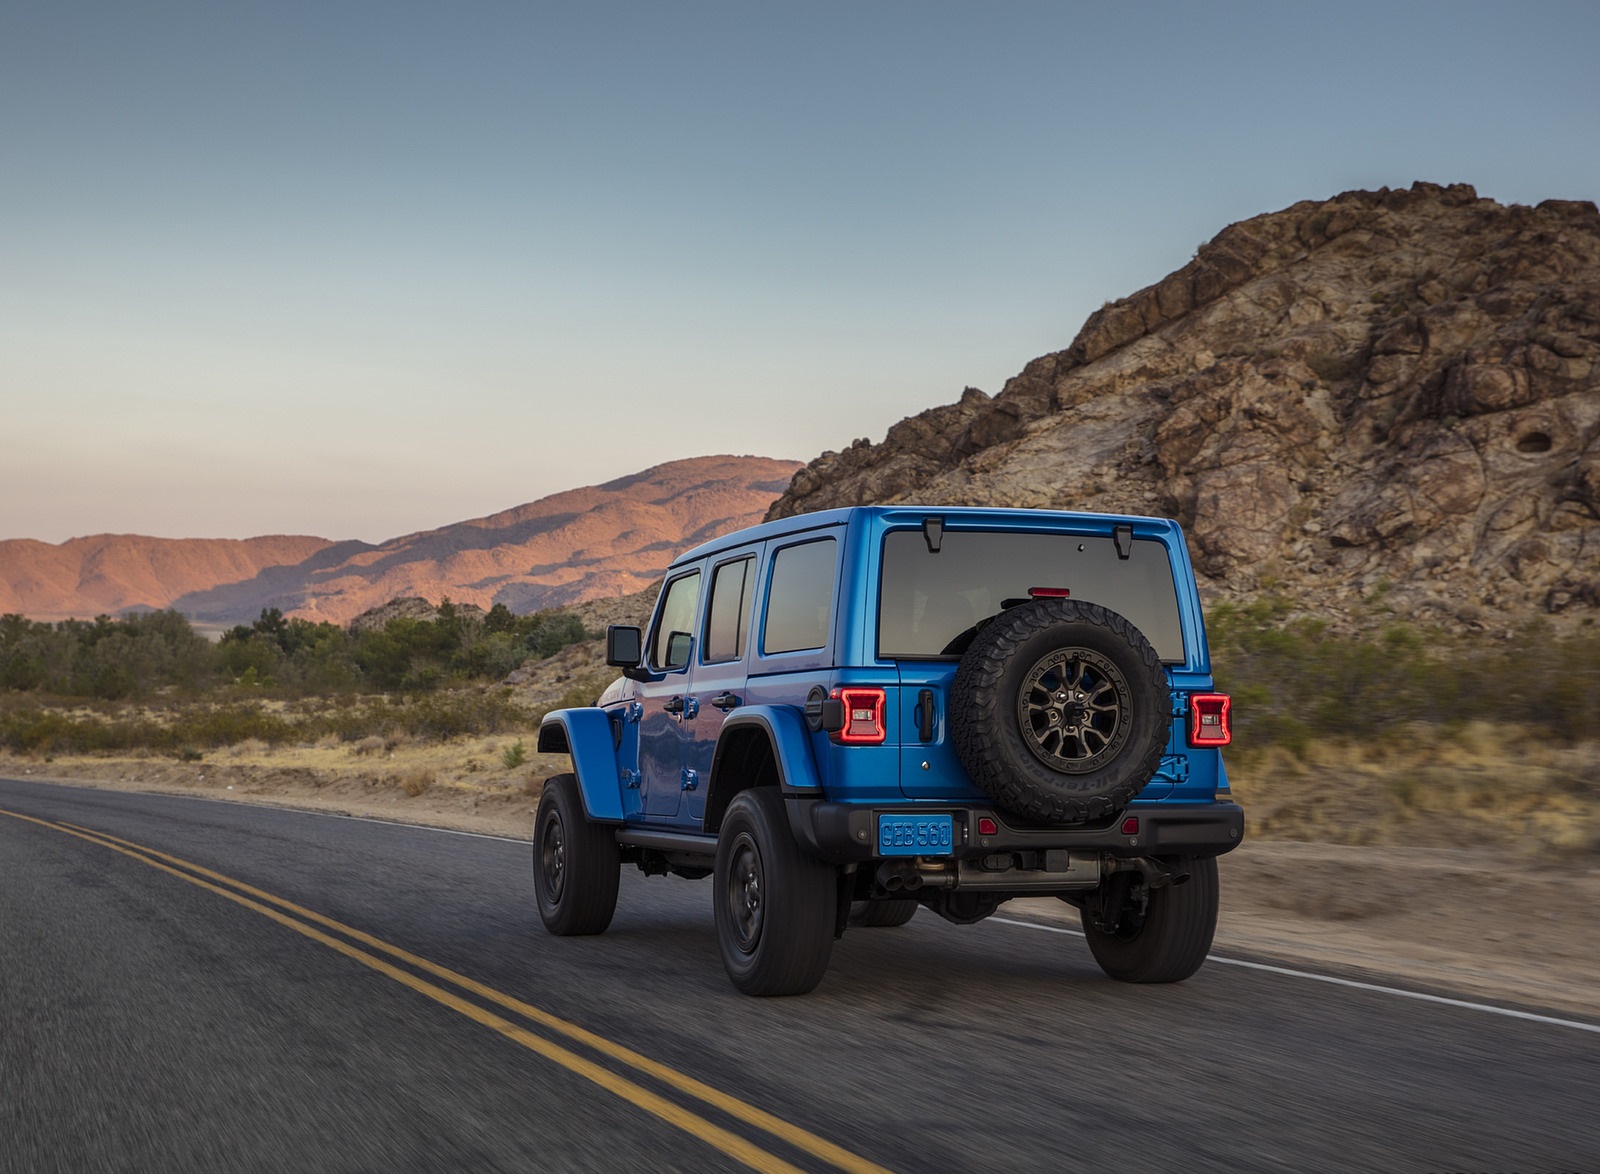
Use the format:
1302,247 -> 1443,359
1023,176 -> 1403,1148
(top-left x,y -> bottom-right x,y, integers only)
1016,646 -> 1133,774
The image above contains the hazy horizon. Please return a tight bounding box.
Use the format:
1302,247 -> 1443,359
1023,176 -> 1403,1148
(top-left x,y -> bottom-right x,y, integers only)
5,1 -> 1597,544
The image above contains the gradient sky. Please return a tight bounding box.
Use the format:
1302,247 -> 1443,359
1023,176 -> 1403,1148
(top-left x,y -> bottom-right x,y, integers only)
4,1 -> 1597,544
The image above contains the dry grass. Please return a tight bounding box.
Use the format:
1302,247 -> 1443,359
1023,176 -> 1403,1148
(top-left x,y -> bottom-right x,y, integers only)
398,768 -> 434,797
1228,721 -> 1600,856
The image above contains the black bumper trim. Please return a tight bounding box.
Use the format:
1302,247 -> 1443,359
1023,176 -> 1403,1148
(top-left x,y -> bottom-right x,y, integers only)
788,799 -> 1244,864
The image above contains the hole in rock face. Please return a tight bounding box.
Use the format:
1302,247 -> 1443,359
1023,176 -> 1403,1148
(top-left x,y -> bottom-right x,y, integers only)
1516,432 -> 1553,454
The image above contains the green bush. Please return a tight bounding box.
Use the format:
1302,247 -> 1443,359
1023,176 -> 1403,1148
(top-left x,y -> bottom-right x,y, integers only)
1208,604 -> 1600,751
1,600 -> 594,704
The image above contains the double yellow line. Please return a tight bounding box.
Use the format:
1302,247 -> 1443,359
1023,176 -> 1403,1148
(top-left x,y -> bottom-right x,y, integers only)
0,808 -> 892,1174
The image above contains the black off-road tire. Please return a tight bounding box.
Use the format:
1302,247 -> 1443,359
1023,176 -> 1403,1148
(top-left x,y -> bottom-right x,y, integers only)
714,788 -> 836,996
848,898 -> 918,928
950,598 -> 1171,824
533,774 -> 621,936
1080,856 -> 1218,983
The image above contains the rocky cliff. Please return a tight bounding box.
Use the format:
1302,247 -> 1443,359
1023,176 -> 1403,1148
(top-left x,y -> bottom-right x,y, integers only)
771,183 -> 1600,631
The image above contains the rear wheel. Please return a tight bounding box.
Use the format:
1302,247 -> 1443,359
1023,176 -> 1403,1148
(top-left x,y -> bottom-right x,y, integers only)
848,898 -> 918,928
1079,856 -> 1217,983
715,788 -> 835,996
533,774 -> 620,936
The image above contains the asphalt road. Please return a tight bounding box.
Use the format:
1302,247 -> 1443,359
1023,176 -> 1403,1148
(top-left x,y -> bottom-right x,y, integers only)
2,777 -> 1596,1174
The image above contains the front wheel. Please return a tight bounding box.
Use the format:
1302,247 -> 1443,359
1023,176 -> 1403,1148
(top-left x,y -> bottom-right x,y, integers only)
1079,856 -> 1218,983
714,788 -> 836,996
533,774 -> 620,936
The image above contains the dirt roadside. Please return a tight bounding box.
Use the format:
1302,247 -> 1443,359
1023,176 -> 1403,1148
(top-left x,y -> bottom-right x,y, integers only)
5,756 -> 1596,1021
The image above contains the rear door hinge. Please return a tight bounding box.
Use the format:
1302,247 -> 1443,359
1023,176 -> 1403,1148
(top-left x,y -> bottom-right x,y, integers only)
1155,754 -> 1189,784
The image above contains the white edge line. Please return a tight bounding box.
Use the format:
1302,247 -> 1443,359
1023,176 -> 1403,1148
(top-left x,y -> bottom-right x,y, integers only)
12,777 -> 1596,1034
988,916 -> 1600,1036
1,776 -> 531,844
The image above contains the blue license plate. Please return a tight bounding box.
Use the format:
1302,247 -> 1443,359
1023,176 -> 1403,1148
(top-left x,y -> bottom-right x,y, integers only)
877,813 -> 954,856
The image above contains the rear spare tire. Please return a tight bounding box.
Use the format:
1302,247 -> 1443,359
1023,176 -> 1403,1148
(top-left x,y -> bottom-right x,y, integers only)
950,598 -> 1171,824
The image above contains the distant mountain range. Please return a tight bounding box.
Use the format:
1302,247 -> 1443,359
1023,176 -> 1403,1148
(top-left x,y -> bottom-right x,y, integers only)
1,456 -> 801,626
13,183 -> 1598,640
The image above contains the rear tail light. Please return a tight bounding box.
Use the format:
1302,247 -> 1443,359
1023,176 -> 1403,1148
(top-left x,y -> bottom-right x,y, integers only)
831,687 -> 887,745
1188,693 -> 1232,747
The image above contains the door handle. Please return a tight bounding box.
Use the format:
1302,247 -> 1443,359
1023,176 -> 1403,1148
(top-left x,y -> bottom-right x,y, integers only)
711,692 -> 740,712
915,689 -> 936,742
663,697 -> 685,715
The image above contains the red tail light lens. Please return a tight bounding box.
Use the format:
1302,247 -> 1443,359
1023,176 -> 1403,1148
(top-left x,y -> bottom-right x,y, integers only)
831,687 -> 887,745
1188,693 -> 1232,747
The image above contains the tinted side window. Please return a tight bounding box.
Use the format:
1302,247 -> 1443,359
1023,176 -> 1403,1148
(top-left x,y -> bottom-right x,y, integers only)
763,539 -> 837,655
704,557 -> 754,663
650,571 -> 701,670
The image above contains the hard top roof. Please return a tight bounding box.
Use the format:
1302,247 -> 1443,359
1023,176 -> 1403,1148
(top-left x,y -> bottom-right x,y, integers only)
669,505 -> 1181,568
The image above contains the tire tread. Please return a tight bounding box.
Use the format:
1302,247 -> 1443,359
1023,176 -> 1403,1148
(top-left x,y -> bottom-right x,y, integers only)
950,599 -> 1171,824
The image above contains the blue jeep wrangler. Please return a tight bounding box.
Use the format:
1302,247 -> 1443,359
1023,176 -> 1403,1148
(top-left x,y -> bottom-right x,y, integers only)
534,506 -> 1242,996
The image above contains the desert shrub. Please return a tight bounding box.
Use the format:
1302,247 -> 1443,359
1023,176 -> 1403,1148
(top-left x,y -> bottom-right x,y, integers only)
1208,607 -> 1600,751
172,705 -> 299,748
502,739 -> 528,769
351,617 -> 458,691
1,600 -> 594,708
399,768 -> 434,797
521,613 -> 593,660
0,702 -> 166,754
0,611 -> 214,700
392,689 -> 533,741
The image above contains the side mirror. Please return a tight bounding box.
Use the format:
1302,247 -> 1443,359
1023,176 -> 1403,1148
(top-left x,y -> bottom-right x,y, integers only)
606,625 -> 644,677
664,630 -> 692,671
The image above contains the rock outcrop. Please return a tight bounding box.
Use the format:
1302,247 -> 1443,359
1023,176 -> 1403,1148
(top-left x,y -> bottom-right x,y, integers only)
770,183 -> 1600,631
346,597 -> 487,634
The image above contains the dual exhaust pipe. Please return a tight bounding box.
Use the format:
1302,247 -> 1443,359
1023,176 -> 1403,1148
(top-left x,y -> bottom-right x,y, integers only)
874,861 -> 953,894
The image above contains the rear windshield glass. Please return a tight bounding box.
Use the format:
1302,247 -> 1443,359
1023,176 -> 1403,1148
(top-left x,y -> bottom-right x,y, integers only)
878,529 -> 1184,662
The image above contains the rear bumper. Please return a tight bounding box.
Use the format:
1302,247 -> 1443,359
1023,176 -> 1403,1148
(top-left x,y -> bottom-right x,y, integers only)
788,799 -> 1245,864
